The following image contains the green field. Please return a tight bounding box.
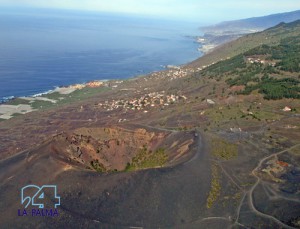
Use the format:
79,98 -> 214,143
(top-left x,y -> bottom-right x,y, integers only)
125,147 -> 168,171
6,86 -> 111,112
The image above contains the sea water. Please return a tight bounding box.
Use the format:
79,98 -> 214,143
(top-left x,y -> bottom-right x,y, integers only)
0,8 -> 202,102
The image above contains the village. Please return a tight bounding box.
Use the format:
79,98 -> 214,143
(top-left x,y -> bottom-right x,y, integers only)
97,91 -> 187,113
147,66 -> 199,81
246,56 -> 277,66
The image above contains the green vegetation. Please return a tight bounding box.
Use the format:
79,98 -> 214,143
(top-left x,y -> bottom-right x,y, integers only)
204,102 -> 284,128
204,54 -> 246,76
90,159 -> 106,172
6,98 -> 31,105
5,97 -> 55,110
290,146 -> 300,156
41,92 -> 64,100
207,163 -> 221,209
30,100 -> 54,109
245,36 -> 300,72
205,106 -> 243,124
212,138 -> 238,160
42,87 -> 111,107
125,147 -> 168,171
44,86 -> 111,102
11,113 -> 23,117
222,191 -> 242,208
5,86 -> 111,113
242,76 -> 299,100
201,35 -> 300,100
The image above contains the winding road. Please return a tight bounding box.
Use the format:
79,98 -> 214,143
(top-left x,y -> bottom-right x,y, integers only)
235,143 -> 300,229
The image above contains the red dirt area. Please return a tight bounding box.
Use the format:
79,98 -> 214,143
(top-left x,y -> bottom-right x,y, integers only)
276,161 -> 289,167
229,85 -> 245,92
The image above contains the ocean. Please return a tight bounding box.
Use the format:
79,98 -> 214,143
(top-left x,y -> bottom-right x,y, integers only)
0,8 -> 202,102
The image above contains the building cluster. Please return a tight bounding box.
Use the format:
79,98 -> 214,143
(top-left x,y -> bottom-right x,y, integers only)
98,91 -> 187,112
67,81 -> 105,90
86,81 -> 104,88
69,84 -> 86,90
262,159 -> 290,182
282,106 -> 292,112
109,80 -> 124,88
246,57 -> 276,66
149,67 -> 198,81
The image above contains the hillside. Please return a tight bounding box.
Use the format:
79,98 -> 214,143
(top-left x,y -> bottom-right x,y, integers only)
0,20 -> 299,228
196,10 -> 300,55
189,20 -> 300,69
198,34 -> 300,99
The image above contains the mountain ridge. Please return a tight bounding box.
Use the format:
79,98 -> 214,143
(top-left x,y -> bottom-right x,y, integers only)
196,10 -> 300,55
202,9 -> 300,33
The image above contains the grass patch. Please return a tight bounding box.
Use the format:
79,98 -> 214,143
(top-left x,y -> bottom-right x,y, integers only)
23,87 -> 111,111
125,147 -> 168,171
212,138 -> 238,160
42,92 -> 66,100
47,87 -> 110,106
2,87 -> 110,112
6,98 -> 31,105
252,110 -> 283,121
207,163 -> 221,209
90,159 -> 106,172
289,145 -> 300,156
58,87 -> 110,101
240,76 -> 300,100
205,106 -> 244,124
30,100 -> 54,109
11,113 -> 23,117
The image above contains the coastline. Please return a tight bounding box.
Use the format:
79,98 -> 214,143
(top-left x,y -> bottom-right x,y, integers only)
0,79 -> 111,103
0,51 -> 202,120
0,60 -> 200,120
0,34 -> 212,120
0,47 -> 206,105
2,28 -> 246,121
0,80 -> 110,120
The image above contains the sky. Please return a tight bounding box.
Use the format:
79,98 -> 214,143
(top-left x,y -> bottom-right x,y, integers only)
0,0 -> 300,23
